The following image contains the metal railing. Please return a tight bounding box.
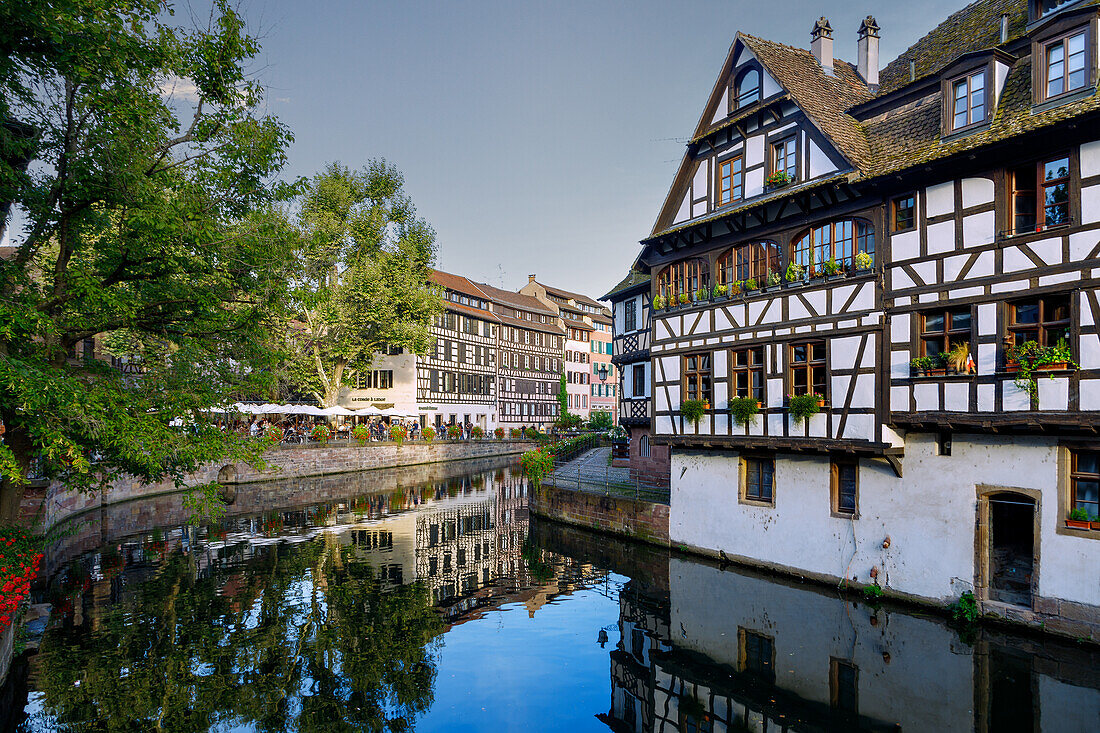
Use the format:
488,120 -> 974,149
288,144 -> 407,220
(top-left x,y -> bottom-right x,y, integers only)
545,443 -> 670,505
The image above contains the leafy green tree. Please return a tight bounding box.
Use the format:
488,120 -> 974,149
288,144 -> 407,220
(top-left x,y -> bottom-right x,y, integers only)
285,162 -> 441,406
587,411 -> 613,430
0,0 -> 295,521
558,370 -> 568,414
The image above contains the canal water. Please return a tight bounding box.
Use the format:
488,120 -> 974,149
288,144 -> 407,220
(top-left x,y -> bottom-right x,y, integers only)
3,457 -> 1098,731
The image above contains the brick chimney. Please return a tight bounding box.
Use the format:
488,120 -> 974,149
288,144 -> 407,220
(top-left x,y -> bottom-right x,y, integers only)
857,16 -> 880,91
811,17 -> 834,76
528,274 -> 536,283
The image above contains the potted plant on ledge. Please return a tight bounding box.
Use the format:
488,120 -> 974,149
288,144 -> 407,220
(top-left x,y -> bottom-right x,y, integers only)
681,399 -> 707,428
678,292 -> 691,307
765,171 -> 794,190
785,261 -> 805,285
730,396 -> 761,427
788,393 -> 824,423
823,258 -> 843,280
1006,338 -> 1078,398
854,251 -> 874,272
652,295 -> 665,310
1066,508 -> 1094,530
712,283 -> 729,300
910,353 -> 947,377
695,286 -> 710,303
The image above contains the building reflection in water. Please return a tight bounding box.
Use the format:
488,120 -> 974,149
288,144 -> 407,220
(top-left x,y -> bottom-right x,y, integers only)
595,554 -> 1100,733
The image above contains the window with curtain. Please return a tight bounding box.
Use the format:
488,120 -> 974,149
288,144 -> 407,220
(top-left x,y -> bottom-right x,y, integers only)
716,242 -> 781,286
791,219 -> 875,275
657,259 -> 710,302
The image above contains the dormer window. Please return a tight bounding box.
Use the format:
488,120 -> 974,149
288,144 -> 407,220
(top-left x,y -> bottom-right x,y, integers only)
734,68 -> 761,109
950,70 -> 986,130
1035,0 -> 1082,20
1043,30 -> 1087,99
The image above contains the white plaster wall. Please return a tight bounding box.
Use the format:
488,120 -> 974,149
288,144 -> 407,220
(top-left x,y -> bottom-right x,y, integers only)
926,181 -> 955,217
341,351 -> 417,414
669,435 -> 1100,607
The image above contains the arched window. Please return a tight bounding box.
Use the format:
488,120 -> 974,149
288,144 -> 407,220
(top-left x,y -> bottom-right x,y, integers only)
735,68 -> 761,109
657,259 -> 710,302
791,219 -> 875,276
639,434 -> 651,458
716,242 -> 781,286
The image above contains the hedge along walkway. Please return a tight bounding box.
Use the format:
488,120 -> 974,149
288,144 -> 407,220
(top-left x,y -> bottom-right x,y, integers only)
543,448 -> 669,504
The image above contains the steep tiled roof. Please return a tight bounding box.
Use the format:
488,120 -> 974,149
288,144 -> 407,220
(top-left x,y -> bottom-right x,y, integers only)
739,34 -> 875,170
430,269 -> 490,301
863,56 -> 1100,179
602,270 -> 651,301
539,282 -> 605,310
877,0 -> 1028,95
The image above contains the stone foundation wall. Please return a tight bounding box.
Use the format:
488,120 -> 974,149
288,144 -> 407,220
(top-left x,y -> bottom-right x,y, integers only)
628,427 -> 670,486
34,441 -> 531,530
529,483 -> 669,546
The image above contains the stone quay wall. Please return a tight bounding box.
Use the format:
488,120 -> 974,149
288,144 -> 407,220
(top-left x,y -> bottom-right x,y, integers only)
529,484 -> 669,547
36,440 -> 531,530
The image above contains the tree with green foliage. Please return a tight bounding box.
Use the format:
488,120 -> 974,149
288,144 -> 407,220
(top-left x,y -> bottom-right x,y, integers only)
283,162 -> 441,406
558,370 -> 568,414
587,411 -> 613,430
0,0 -> 294,522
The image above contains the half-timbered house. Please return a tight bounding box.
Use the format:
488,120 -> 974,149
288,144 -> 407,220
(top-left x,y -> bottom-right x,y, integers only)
476,282 -> 565,430
635,0 -> 1100,636
604,270 -> 670,484
418,271 -> 501,430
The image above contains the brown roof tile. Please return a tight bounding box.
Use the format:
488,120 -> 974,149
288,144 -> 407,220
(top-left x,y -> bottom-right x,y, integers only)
877,0 -> 1029,95
739,34 -> 875,170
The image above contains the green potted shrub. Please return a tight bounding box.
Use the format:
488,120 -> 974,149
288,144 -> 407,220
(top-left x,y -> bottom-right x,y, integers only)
1006,339 -> 1077,398
729,280 -> 742,296
823,258 -> 843,278
422,425 -> 436,443
681,398 -> 707,426
389,423 -> 407,445
652,294 -> 665,310
744,277 -> 758,292
788,393 -> 824,422
678,292 -> 690,306
910,354 -> 944,377
1066,507 -> 1093,530
785,261 -> 805,283
730,396 -> 760,427
854,251 -> 873,271
351,424 -> 371,444
525,426 -> 539,440
713,283 -> 729,299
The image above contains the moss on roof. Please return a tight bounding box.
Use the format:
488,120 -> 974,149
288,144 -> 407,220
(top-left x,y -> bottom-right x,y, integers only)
602,270 -> 651,301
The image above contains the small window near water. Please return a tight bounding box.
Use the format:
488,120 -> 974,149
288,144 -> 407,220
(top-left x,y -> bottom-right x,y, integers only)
832,459 -> 858,516
742,455 -> 774,504
1070,449 -> 1099,521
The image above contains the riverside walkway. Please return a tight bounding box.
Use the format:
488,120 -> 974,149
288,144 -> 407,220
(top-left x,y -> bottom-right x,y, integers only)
543,447 -> 669,504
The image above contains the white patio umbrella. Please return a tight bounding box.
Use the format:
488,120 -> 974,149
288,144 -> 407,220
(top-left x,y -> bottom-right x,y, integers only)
321,405 -> 359,416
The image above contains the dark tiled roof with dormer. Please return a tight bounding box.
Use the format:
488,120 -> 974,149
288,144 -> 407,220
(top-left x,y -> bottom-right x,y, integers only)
602,270 -> 651,301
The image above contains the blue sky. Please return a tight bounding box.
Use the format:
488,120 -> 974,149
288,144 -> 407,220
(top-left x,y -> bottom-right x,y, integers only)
239,0 -> 965,298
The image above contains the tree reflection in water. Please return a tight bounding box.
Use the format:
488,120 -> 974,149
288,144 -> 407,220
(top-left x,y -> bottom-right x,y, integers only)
29,534 -> 442,732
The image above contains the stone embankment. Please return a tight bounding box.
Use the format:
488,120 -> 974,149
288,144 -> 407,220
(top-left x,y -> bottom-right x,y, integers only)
529,447 -> 670,546
26,440 -> 531,530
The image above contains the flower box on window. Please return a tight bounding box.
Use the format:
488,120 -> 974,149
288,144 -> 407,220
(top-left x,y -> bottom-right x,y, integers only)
764,171 -> 794,190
